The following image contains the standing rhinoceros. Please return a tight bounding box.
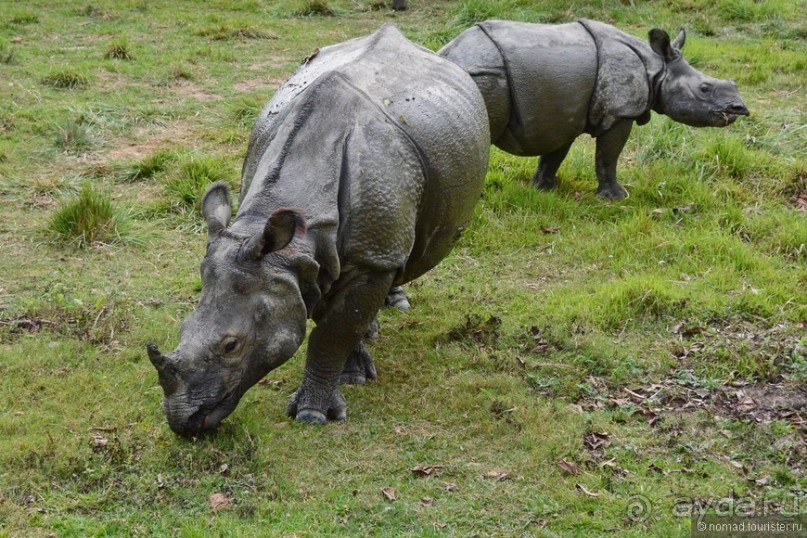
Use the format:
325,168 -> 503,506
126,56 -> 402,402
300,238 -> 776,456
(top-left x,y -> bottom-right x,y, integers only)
146,24 -> 489,436
439,19 -> 749,199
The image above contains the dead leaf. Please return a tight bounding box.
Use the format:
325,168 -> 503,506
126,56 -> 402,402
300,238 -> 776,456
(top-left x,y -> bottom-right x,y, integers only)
583,432 -> 611,451
624,388 -> 646,402
484,469 -> 510,481
575,483 -> 601,497
442,482 -> 458,492
208,492 -> 229,512
411,465 -> 443,477
156,474 -> 165,489
636,407 -> 659,426
11,37 -> 23,44
754,477 -> 770,486
219,463 -> 230,476
557,459 -> 579,476
736,395 -> 756,413
672,204 -> 693,214
381,487 -> 397,501
573,192 -> 582,201
648,463 -> 665,475
92,435 -> 108,448
541,226 -> 560,234
302,48 -> 319,64
420,497 -> 434,507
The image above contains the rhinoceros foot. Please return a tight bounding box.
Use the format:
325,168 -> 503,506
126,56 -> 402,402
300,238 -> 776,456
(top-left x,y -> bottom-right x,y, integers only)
596,182 -> 629,200
532,173 -> 558,191
287,385 -> 347,424
385,286 -> 411,310
340,341 -> 377,385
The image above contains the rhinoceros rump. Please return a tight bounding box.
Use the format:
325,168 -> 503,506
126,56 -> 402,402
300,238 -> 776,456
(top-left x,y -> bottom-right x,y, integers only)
147,24 -> 489,436
440,19 -> 749,199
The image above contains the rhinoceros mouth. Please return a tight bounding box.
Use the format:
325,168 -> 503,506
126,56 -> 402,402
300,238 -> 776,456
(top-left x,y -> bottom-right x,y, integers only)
172,390 -> 240,437
714,106 -> 749,126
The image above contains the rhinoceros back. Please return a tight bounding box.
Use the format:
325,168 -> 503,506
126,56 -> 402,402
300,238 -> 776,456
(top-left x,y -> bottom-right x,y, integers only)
461,21 -> 597,156
241,24 -> 489,287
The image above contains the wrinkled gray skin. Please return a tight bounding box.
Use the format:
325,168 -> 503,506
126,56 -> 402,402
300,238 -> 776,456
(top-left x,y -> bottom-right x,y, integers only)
147,24 -> 489,436
439,19 -> 750,199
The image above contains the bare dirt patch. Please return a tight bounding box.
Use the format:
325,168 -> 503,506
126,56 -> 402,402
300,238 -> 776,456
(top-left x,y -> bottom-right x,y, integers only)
102,121 -> 195,163
173,80 -> 222,102
232,77 -> 285,93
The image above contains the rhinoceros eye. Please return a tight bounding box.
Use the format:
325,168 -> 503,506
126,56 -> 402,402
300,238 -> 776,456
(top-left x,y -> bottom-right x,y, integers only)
699,82 -> 713,94
221,336 -> 239,355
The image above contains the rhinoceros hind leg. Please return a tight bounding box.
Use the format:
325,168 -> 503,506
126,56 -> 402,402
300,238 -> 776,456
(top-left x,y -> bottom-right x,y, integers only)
340,341 -> 378,385
385,285 -> 410,310
532,141 -> 573,191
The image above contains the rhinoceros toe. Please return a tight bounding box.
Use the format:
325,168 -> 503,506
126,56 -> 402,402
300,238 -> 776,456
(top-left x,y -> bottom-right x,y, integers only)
340,342 -> 377,385
596,182 -> 629,200
287,385 -> 347,424
385,286 -> 411,310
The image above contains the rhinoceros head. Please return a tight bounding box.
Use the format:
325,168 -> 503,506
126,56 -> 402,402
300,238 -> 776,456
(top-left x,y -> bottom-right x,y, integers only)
651,27 -> 749,127
148,182 -> 309,437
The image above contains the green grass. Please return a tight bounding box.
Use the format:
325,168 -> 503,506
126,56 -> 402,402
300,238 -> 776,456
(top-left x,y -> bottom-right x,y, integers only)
0,0 -> 805,536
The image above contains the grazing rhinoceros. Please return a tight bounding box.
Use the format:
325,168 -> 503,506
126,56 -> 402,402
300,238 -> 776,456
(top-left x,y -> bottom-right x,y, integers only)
439,19 -> 749,199
146,24 -> 489,436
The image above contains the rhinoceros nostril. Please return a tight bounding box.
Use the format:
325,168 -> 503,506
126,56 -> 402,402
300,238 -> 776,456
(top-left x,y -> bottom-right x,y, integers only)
728,103 -> 749,115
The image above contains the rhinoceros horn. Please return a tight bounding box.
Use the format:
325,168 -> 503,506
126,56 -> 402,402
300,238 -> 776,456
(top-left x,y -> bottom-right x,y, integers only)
146,342 -> 178,395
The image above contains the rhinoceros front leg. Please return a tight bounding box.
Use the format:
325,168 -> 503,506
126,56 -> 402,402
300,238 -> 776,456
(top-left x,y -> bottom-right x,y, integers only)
594,119 -> 633,200
532,141 -> 574,191
288,271 -> 395,423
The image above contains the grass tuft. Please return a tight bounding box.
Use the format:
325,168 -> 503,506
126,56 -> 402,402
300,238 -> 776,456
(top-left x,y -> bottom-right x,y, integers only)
229,95 -> 263,128
451,0 -> 510,27
295,0 -> 336,17
41,69 -> 89,89
120,150 -> 177,182
9,11 -> 39,24
196,25 -> 278,40
49,184 -> 130,247
164,155 -> 230,207
0,39 -> 15,65
105,40 -> 134,60
171,63 -> 194,81
54,117 -> 96,153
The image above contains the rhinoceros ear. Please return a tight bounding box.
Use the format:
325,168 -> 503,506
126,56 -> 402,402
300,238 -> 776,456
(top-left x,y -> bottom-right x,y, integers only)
672,27 -> 686,51
649,28 -> 678,62
244,209 -> 306,260
201,182 -> 232,235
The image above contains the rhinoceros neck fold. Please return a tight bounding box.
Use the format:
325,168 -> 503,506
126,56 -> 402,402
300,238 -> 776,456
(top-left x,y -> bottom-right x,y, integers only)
578,19 -> 665,133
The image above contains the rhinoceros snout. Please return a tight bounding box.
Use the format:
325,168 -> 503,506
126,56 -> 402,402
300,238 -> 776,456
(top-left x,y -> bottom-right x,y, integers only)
727,102 -> 749,116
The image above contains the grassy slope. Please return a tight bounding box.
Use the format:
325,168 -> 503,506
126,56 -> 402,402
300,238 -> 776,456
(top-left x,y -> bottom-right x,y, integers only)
0,0 -> 805,536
